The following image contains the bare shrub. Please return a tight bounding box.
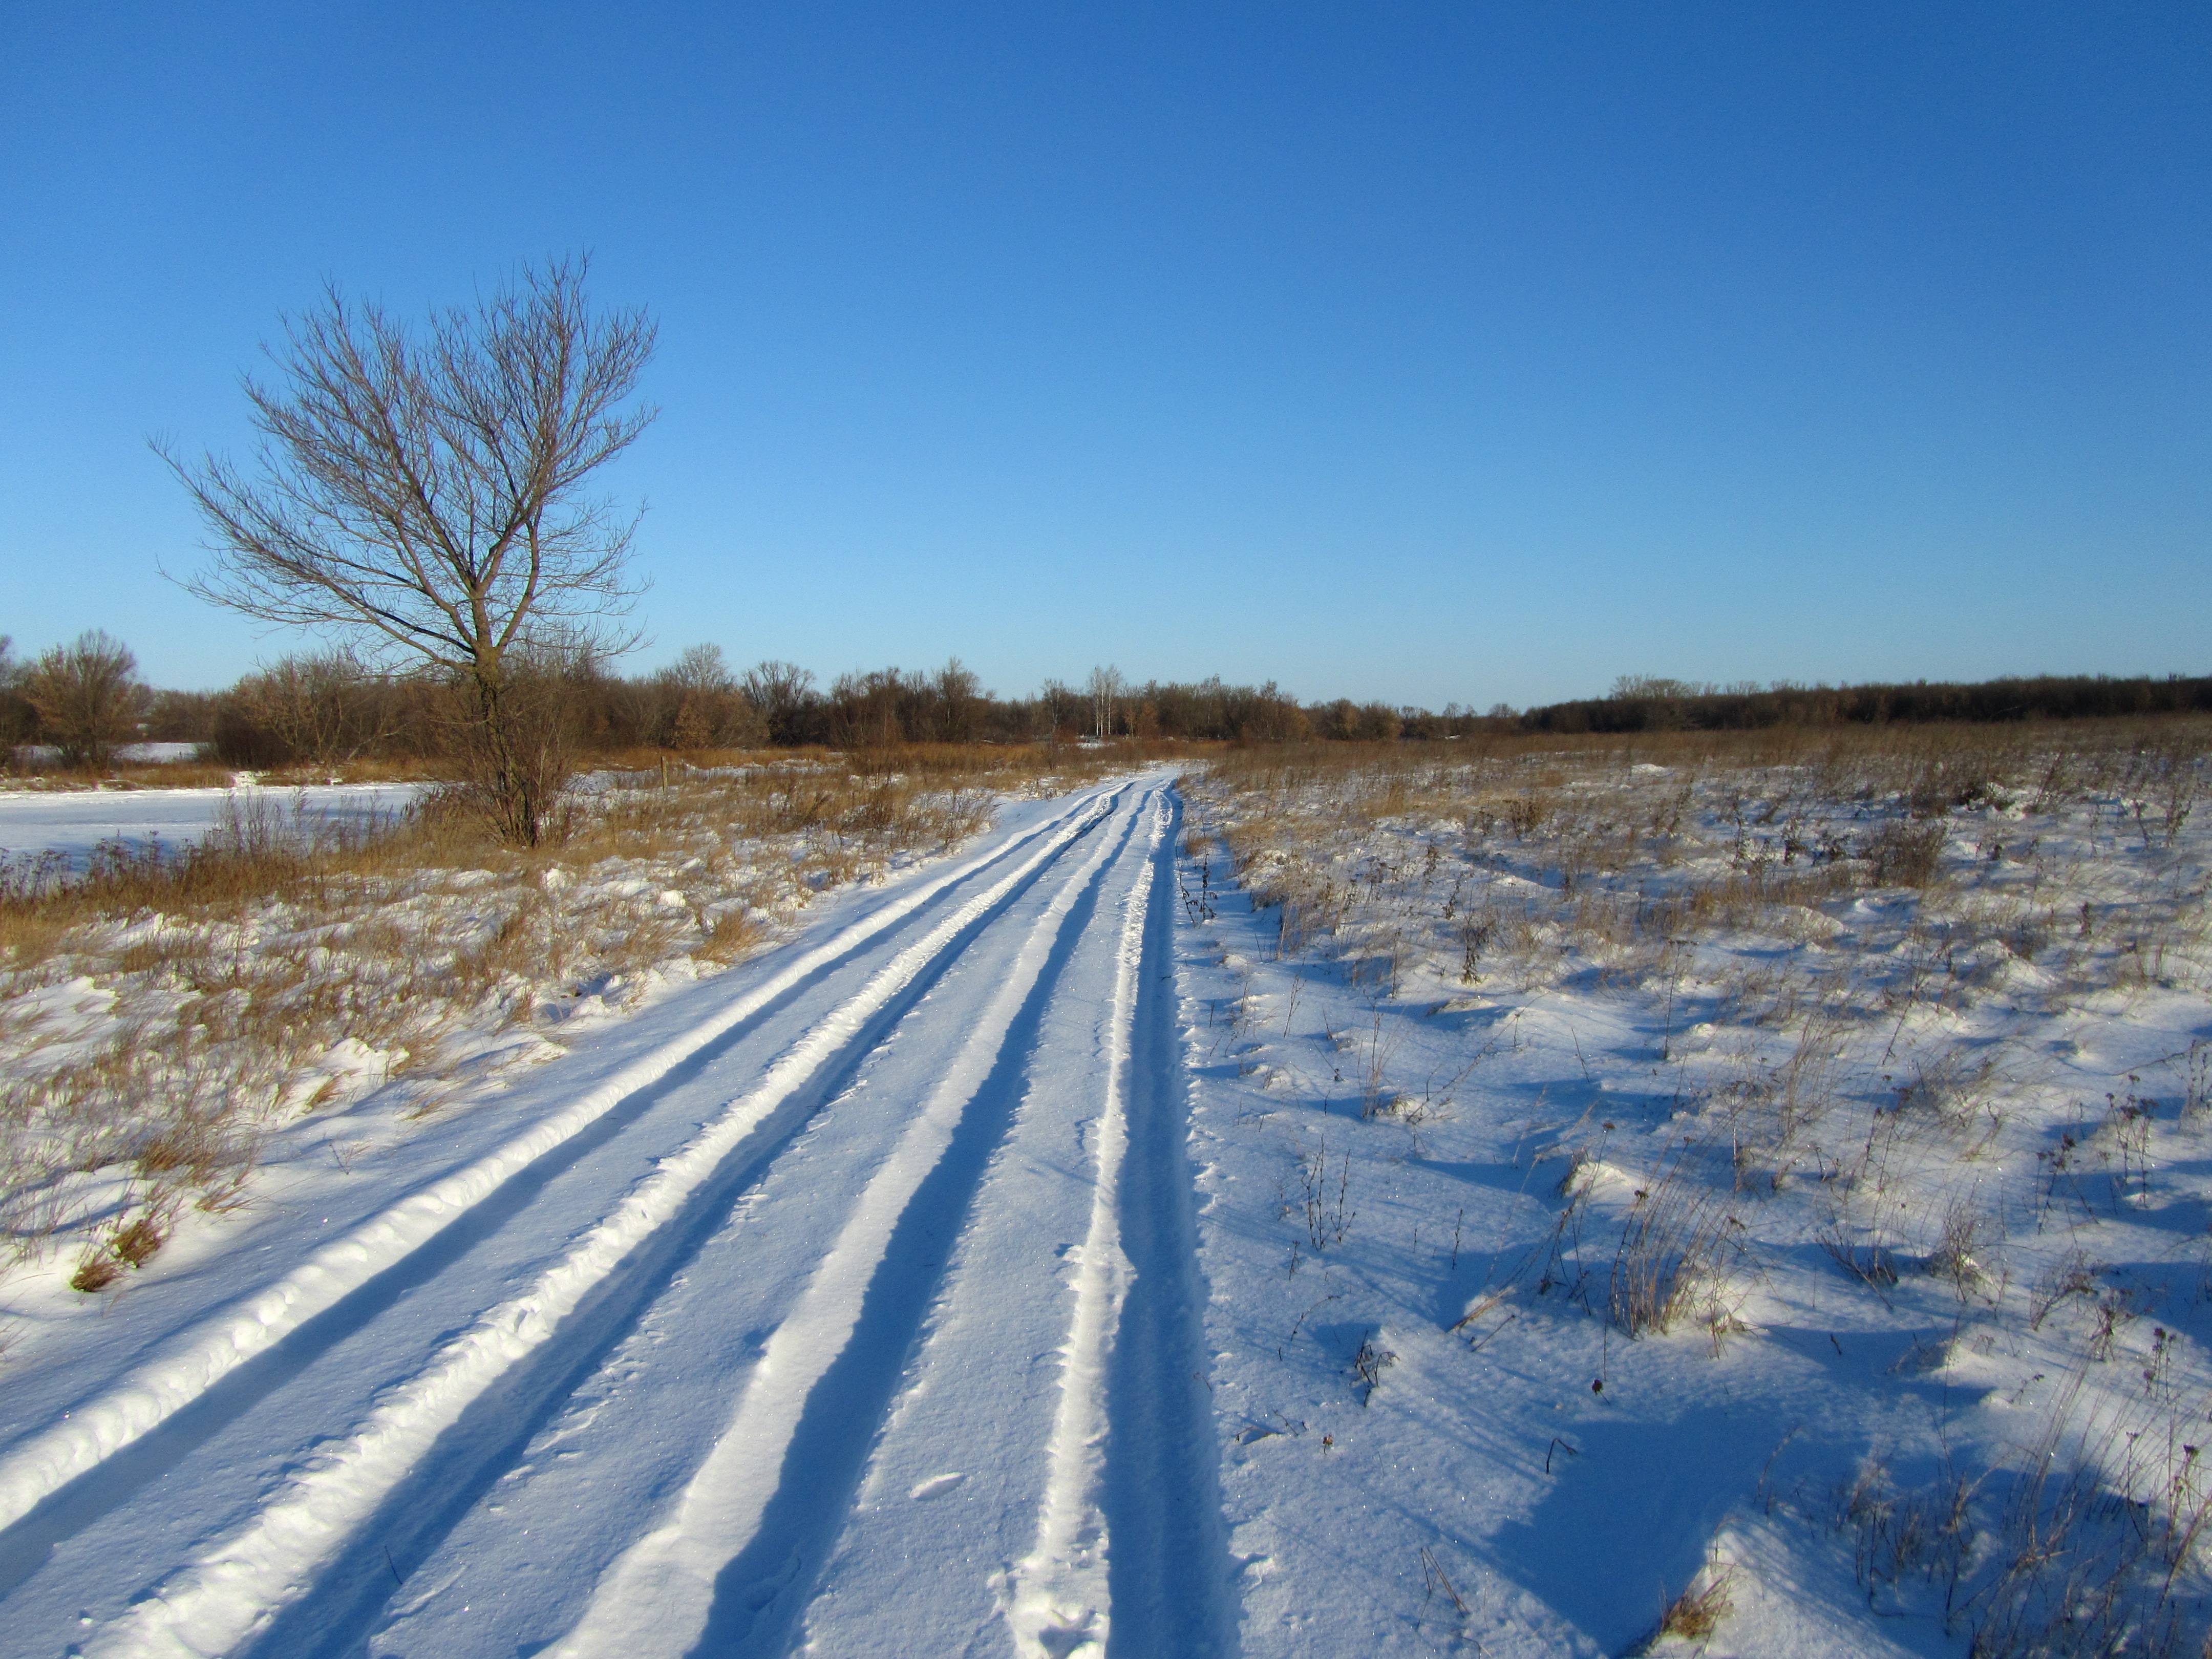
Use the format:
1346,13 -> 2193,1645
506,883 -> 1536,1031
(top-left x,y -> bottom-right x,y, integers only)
230,646 -> 397,768
1866,820 -> 1948,887
1925,1197 -> 1993,1301
1832,1452 -> 1977,1615
1820,1228 -> 1902,1303
2028,1250 -> 2102,1331
1350,1332 -> 1396,1405
23,630 -> 145,770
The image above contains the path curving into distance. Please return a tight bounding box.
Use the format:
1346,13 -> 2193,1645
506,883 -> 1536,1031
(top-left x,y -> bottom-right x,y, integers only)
0,776 -> 1237,1659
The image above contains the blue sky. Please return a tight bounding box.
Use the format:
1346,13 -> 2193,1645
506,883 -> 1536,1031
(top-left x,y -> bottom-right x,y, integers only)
2,3 -> 2205,708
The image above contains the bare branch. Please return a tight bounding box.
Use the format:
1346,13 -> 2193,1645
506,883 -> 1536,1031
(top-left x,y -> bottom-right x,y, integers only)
158,254 -> 657,842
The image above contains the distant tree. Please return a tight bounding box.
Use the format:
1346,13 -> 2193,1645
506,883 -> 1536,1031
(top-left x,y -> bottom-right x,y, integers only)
828,667 -> 913,748
1036,679 -> 1088,741
1609,675 -> 1709,701
1357,701 -> 1402,741
935,658 -> 982,743
651,644 -> 763,749
1088,665 -> 1124,740
24,630 -> 145,769
160,254 -> 657,843
0,636 -> 31,750
144,688 -> 222,744
1226,680 -> 1309,744
234,647 -> 396,767
740,660 -> 820,746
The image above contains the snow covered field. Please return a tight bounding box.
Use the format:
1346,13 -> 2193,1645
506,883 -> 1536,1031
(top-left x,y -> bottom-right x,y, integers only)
1178,731 -> 2210,1656
0,781 -> 420,867
0,731 -> 2205,1657
0,763 -> 1005,1271
9,743 -> 208,769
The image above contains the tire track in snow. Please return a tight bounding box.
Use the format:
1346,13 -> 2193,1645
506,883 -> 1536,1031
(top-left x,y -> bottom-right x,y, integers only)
72,789 -> 1132,1659
1000,788 -> 1166,1655
0,782 -> 1115,1559
1097,787 -> 1240,1657
540,788 -> 1155,1659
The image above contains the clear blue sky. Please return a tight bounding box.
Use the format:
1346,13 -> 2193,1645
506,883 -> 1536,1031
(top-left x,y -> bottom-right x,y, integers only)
3,3 -> 2205,708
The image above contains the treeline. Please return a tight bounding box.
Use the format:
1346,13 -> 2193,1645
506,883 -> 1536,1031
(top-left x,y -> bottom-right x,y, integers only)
1518,673 -> 2212,735
3,636 -> 1475,769
7,634 -> 2208,774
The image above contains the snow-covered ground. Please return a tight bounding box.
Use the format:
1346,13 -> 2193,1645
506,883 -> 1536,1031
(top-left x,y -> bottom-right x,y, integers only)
9,743 -> 207,769
1177,738 -> 2210,1656
0,781 -> 421,867
0,774 -> 1192,1658
0,765 -> 1003,1270
0,740 -> 2205,1657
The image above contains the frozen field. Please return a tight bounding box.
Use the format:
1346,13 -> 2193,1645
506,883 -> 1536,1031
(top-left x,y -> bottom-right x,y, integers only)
0,782 -> 423,866
0,733 -> 2206,1657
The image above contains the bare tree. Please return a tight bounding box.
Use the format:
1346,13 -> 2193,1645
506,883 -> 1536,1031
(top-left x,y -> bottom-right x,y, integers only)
0,637 -> 31,751
740,661 -> 818,747
1088,664 -> 1124,741
935,657 -> 982,743
160,254 -> 657,843
235,646 -> 397,768
24,630 -> 146,770
653,644 -> 762,750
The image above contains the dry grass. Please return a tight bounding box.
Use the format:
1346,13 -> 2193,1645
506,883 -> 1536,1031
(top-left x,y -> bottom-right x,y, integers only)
1657,1566 -> 1735,1641
1965,1378 -> 2212,1658
1605,1138 -> 1753,1348
1,747 -> 1140,1286
1190,719 -> 2211,1019
1185,717 -> 2212,1649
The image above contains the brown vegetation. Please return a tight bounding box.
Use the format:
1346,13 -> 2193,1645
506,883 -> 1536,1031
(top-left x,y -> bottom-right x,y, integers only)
1185,715 -> 2212,1652
0,745 -> 1142,1284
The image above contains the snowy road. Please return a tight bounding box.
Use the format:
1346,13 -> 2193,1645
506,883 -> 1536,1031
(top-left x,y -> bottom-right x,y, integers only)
0,774 -> 1235,1658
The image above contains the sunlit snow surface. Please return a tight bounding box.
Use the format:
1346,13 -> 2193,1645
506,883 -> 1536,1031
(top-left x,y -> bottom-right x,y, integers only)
0,782 -> 422,865
0,755 -> 2206,1659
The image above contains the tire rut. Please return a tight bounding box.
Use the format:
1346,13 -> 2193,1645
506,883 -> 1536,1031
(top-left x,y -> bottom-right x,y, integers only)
41,788 -> 1130,1659
1099,787 -> 1240,1657
0,784 -> 1122,1577
541,788 -> 1153,1659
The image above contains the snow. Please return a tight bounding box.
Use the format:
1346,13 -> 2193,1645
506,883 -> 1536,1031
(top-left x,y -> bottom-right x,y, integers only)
0,781 -> 420,866
1173,745 -> 2212,1655
0,746 -> 2204,1656
9,743 -> 206,768
0,794 -> 1105,1557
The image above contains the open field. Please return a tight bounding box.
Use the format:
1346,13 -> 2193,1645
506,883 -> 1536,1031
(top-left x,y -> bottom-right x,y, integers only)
0,780 -> 423,867
0,721 -> 2206,1655
0,773 -> 1200,1658
1176,718 -> 2211,1654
